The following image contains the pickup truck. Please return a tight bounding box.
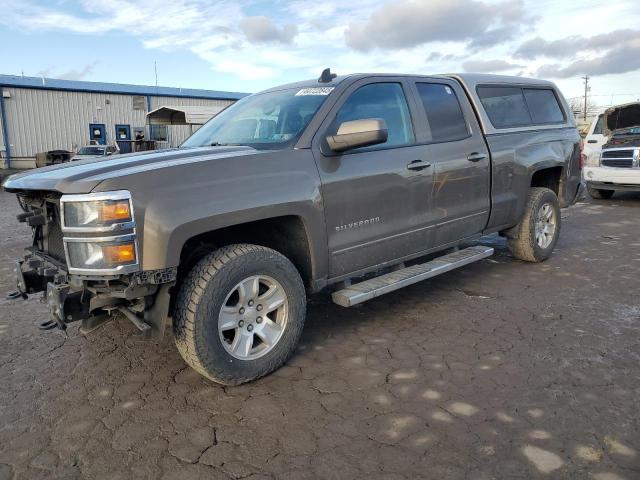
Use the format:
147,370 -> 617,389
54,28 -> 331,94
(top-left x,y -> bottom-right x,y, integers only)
3,71 -> 582,384
583,102 -> 640,198
582,111 -> 606,168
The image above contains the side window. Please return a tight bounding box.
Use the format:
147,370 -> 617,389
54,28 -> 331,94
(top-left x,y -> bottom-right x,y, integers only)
416,82 -> 469,142
523,88 -> 565,124
332,83 -> 414,149
477,86 -> 532,128
593,115 -> 604,135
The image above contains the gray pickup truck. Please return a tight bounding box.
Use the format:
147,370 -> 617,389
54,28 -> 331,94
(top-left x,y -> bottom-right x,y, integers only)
4,71 -> 582,384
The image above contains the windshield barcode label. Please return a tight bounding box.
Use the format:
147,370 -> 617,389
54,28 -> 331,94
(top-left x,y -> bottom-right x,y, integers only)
295,87 -> 334,96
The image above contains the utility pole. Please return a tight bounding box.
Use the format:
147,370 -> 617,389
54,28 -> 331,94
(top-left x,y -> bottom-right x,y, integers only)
582,75 -> 589,121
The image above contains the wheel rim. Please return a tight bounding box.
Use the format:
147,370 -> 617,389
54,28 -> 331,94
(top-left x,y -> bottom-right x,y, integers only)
218,275 -> 288,360
534,203 -> 556,249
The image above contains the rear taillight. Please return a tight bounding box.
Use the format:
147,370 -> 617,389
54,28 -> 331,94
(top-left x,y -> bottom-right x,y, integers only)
579,139 -> 585,170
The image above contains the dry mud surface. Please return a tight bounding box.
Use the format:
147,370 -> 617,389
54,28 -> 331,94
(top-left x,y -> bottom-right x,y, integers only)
0,190 -> 638,480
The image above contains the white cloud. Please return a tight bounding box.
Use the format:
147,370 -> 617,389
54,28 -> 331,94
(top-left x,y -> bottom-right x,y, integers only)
462,59 -> 524,73
36,62 -> 98,80
345,0 -> 530,51
239,16 -> 297,44
2,0 -> 640,99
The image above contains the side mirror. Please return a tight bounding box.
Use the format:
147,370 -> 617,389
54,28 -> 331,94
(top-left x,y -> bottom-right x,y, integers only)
326,118 -> 388,153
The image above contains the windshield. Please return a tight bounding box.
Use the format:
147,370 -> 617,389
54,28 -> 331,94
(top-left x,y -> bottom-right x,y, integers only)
78,147 -> 106,155
613,126 -> 640,137
182,87 -> 332,150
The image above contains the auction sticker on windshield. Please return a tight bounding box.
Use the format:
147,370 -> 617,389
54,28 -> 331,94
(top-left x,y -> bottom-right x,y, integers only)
295,87 -> 334,96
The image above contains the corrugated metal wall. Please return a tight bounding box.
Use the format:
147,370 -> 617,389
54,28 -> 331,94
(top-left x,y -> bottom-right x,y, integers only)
149,95 -> 231,147
2,87 -> 235,167
0,100 -> 5,161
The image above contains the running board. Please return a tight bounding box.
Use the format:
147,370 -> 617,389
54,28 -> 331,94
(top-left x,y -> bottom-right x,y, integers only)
331,246 -> 494,307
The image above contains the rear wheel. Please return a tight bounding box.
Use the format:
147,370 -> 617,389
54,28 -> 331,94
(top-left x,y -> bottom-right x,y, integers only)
587,185 -> 615,199
173,244 -> 306,385
507,187 -> 561,263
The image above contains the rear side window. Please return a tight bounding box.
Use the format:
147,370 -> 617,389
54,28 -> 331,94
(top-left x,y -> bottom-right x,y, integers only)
523,88 -> 564,124
477,86 -> 532,128
333,82 -> 414,149
416,83 -> 469,142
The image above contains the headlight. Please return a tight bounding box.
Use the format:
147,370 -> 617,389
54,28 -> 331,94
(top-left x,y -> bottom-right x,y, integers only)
66,236 -> 137,270
61,190 -> 134,231
59,191 -> 139,274
584,150 -> 601,167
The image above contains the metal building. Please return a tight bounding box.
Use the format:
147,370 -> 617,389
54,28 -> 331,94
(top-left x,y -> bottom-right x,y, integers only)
0,74 -> 247,169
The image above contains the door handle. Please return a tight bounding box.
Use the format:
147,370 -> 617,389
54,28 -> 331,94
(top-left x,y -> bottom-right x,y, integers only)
467,152 -> 487,162
587,139 -> 597,143
407,160 -> 432,171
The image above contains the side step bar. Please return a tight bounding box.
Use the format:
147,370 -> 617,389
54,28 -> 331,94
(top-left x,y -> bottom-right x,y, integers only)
331,246 -> 494,307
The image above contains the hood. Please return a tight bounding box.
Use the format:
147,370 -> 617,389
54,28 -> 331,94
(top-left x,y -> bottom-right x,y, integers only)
3,146 -> 259,194
604,102 -> 640,136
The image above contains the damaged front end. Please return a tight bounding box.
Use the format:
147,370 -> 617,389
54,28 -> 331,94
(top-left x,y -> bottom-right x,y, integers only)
10,190 -> 175,338
603,102 -> 640,149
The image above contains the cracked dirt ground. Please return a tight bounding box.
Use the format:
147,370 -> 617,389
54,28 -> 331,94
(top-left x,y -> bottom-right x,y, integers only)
0,190 -> 639,480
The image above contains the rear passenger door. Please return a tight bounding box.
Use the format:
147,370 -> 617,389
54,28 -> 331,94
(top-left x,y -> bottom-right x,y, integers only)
412,80 -> 490,246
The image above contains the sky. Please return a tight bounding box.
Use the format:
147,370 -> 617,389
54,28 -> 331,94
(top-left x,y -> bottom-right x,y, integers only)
1,0 -> 640,106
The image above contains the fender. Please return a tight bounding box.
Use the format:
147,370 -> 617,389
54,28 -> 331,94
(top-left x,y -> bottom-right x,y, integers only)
484,128 -> 578,231
92,148 -> 329,286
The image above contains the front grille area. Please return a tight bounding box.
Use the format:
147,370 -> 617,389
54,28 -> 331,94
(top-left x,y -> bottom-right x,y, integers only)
601,148 -> 635,168
602,158 -> 634,168
45,218 -> 66,262
602,149 -> 634,159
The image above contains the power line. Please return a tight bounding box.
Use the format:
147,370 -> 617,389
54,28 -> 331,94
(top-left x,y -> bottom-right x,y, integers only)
567,93 -> 640,98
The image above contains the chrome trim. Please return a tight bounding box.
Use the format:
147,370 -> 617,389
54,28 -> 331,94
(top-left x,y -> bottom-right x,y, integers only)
332,246 -> 494,307
63,232 -> 140,276
599,147 -> 639,169
60,190 -> 135,233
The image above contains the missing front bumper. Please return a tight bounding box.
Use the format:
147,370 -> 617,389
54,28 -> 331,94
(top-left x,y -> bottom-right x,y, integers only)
13,256 -> 175,339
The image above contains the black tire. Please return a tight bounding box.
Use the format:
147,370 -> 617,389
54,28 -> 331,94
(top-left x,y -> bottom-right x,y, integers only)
173,244 -> 306,385
507,187 -> 561,263
587,185 -> 614,200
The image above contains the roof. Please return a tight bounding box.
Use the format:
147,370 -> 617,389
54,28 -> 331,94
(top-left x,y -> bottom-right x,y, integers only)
260,74 -> 353,93
260,72 -> 557,94
0,74 -> 248,101
146,105 -> 226,125
445,73 -> 555,88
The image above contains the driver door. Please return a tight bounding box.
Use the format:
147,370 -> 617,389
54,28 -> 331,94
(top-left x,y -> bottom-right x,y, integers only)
312,79 -> 435,278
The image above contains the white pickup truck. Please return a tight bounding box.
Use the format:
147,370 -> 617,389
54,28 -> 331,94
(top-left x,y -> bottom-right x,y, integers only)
582,111 -> 606,166
583,103 -> 640,199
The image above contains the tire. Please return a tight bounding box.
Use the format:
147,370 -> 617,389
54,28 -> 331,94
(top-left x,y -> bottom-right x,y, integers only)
173,244 -> 306,385
587,185 -> 614,199
507,187 -> 561,263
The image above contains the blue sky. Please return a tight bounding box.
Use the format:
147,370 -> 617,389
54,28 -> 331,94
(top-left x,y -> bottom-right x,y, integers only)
2,0 -> 640,106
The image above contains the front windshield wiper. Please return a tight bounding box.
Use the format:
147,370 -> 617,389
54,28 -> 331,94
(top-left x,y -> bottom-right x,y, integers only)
209,142 -> 236,146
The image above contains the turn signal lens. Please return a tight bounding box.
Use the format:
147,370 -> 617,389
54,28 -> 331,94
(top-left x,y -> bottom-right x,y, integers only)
102,243 -> 136,264
99,200 -> 132,222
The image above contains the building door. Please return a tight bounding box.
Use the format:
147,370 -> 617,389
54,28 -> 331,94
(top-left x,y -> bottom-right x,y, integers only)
115,124 -> 131,153
89,124 -> 106,145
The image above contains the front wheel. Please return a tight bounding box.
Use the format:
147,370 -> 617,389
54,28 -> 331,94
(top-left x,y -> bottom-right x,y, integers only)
173,244 -> 306,385
507,187 -> 561,263
587,185 -> 614,199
